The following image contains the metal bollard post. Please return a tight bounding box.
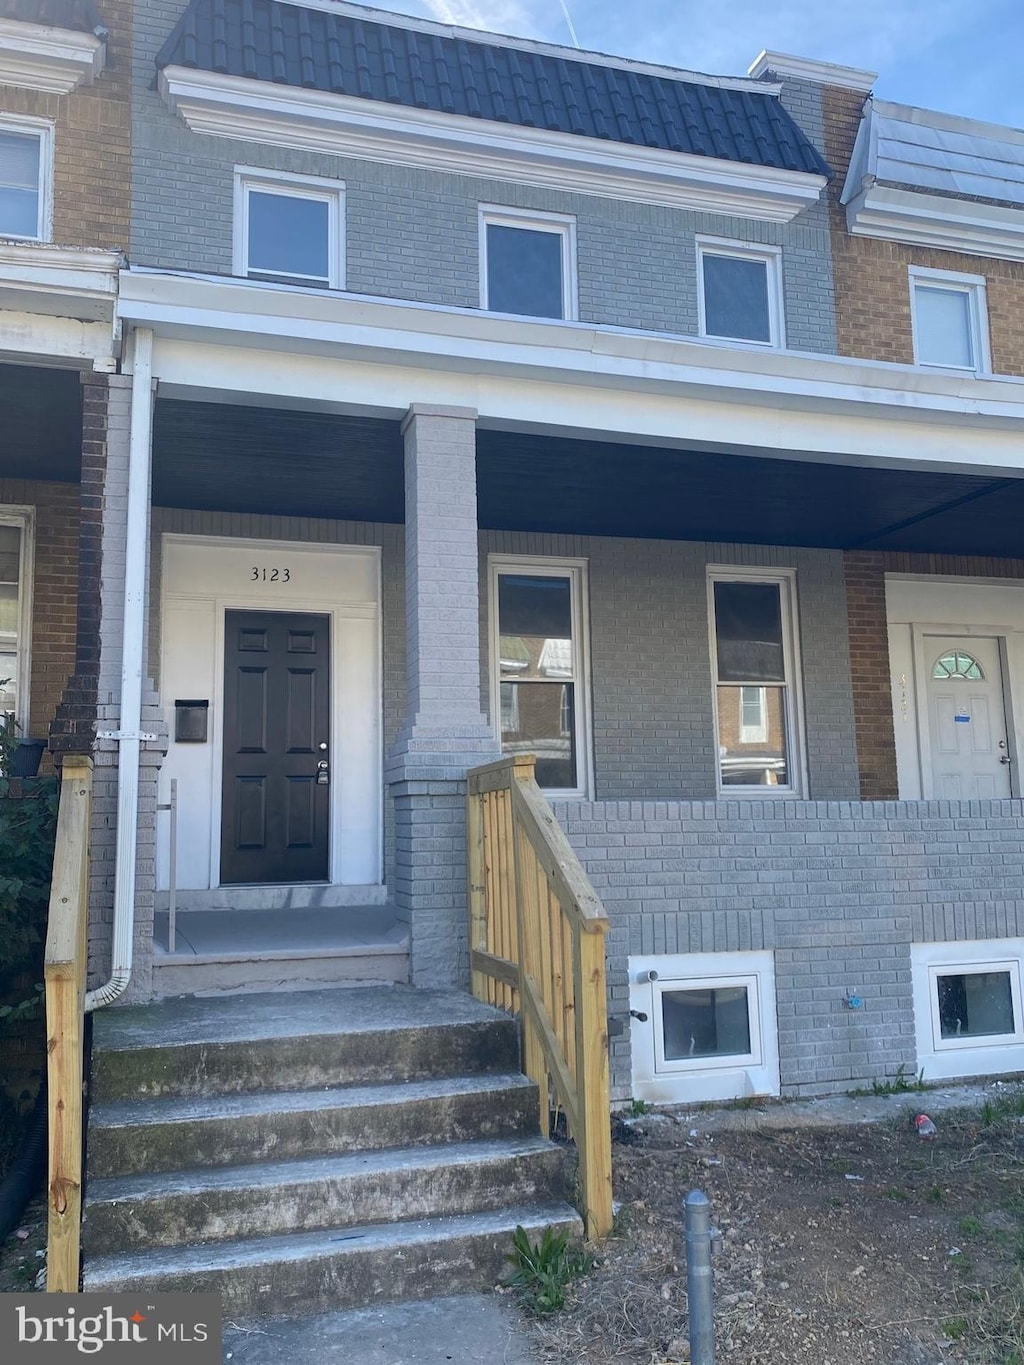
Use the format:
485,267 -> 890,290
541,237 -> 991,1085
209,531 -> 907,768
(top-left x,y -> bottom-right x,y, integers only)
684,1189 -> 717,1365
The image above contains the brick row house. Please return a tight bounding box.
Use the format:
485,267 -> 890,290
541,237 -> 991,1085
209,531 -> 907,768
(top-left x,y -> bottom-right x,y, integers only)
8,0 -> 1024,1135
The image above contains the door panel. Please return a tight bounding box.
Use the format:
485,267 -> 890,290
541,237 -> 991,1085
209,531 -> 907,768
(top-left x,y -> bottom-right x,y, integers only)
222,610 -> 330,884
924,636 -> 1011,800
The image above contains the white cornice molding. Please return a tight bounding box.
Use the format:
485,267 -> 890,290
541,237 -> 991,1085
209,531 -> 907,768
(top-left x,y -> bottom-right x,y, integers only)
0,17 -> 105,94
0,241 -> 120,323
116,268 -> 1024,436
159,66 -> 825,223
845,183 -> 1024,263
748,50 -> 876,92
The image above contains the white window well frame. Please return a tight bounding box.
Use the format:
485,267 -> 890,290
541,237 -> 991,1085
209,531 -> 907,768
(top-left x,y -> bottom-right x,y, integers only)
233,166 -> 345,289
488,555 -> 591,799
629,951 -> 780,1104
0,114 -> 53,243
707,566 -> 807,798
478,205 -> 578,321
696,236 -> 785,348
912,939 -> 1024,1083
0,506 -> 35,734
909,266 -> 990,374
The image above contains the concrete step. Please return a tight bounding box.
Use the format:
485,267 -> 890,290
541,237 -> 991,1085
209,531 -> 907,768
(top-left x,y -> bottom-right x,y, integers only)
82,1202 -> 583,1317
91,987 -> 519,1101
88,1072 -> 541,1177
83,1136 -> 567,1255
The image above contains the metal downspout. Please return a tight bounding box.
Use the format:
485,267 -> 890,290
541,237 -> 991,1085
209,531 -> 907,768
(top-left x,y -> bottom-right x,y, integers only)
85,327 -> 154,1013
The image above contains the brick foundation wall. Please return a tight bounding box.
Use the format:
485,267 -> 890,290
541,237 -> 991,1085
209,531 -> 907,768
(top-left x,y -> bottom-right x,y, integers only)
0,0 -> 131,251
823,86 -> 1024,374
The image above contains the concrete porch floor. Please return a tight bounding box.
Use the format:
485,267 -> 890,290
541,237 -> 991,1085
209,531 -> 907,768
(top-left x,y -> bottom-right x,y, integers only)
150,908 -> 410,995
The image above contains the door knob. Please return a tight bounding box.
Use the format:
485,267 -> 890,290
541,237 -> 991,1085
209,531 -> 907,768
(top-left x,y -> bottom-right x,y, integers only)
1000,755 -> 1012,765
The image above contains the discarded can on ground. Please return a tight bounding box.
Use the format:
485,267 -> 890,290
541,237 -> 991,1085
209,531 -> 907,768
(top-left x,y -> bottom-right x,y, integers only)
913,1113 -> 937,1139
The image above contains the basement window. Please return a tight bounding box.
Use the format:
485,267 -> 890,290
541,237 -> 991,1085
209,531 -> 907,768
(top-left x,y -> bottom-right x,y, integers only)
0,118 -> 52,242
911,940 -> 1024,1082
629,951 -> 780,1104
234,168 -> 344,288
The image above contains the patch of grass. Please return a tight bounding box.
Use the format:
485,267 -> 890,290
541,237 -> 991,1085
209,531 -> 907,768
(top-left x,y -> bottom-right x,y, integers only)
886,1185 -> 911,1202
980,1091 -> 1024,1126
943,1316 -> 969,1341
626,1099 -> 651,1117
848,1066 -> 928,1099
958,1215 -> 984,1239
505,1224 -> 593,1315
928,1185 -> 945,1203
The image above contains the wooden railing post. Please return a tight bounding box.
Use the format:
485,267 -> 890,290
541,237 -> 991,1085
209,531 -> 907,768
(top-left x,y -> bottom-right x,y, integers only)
44,756 -> 92,1294
467,753 -> 613,1241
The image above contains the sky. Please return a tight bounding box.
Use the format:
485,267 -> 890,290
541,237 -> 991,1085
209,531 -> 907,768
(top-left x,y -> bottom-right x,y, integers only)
367,0 -> 1024,130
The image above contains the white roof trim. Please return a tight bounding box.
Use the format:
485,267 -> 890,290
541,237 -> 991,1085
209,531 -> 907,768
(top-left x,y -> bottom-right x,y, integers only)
747,50 -> 876,92
159,66 -> 824,224
844,182 -> 1024,263
116,267 -> 1024,429
277,0 -> 779,94
0,16 -> 105,94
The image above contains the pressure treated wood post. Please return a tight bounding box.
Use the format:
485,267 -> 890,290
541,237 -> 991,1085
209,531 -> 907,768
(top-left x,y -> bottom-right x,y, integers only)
44,757 -> 92,1293
575,926 -> 614,1239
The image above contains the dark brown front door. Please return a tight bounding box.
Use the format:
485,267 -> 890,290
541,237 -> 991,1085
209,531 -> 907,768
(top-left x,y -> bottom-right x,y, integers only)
221,610 -> 330,885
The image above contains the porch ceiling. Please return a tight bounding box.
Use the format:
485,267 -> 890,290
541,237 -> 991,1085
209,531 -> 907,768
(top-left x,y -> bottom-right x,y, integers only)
151,398 -> 1024,557
0,364 -> 81,483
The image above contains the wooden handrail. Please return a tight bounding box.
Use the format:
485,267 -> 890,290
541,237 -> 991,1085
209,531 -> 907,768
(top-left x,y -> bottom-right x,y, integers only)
43,756 -> 92,1294
467,754 -> 612,1239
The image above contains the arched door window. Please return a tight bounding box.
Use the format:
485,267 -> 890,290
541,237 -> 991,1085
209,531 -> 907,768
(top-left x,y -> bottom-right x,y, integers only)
932,651 -> 984,681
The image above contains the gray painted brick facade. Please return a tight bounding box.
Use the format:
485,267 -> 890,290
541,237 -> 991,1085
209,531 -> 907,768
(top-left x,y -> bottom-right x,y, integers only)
133,0 -> 836,353
555,797 -> 1024,1100
480,531 -> 860,801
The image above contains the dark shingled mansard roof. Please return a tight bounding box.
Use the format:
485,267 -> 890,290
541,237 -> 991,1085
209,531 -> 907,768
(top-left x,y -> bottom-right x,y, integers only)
0,0 -> 107,35
156,0 -> 831,176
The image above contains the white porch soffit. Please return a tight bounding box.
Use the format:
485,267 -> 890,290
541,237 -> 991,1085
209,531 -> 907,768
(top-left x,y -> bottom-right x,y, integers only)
842,98 -> 1024,261
0,16 -> 105,93
158,67 -> 826,223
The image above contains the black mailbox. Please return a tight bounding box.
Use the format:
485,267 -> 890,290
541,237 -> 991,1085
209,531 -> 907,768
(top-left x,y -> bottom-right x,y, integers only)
175,699 -> 209,743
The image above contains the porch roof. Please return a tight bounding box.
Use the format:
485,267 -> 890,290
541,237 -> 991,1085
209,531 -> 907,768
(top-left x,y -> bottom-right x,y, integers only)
152,397 -> 1024,558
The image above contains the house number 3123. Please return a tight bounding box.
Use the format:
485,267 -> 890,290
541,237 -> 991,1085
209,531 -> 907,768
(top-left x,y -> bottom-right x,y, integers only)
251,566 -> 291,582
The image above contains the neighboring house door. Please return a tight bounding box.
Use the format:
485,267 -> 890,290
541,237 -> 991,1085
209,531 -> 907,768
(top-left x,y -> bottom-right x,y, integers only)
221,610 -> 330,884
924,636 -> 1012,799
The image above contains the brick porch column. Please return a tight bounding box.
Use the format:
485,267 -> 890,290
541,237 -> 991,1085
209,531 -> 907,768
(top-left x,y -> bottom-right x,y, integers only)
386,404 -> 499,989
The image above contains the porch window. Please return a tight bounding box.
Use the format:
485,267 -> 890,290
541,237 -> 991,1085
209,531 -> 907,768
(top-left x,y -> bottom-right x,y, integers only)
479,206 -> 577,320
709,569 -> 804,794
910,267 -> 989,372
0,512 -> 31,731
697,238 -> 783,346
0,118 -> 51,242
489,558 -> 590,795
233,168 -> 344,288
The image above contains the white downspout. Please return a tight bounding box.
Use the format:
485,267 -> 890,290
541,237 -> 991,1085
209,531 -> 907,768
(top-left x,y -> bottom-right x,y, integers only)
85,327 -> 154,1013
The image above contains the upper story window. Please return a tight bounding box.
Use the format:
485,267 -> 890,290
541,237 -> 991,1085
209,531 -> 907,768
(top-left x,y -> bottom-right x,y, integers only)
708,568 -> 805,796
0,117 -> 52,242
233,168 -> 344,288
488,557 -> 590,796
697,238 -> 784,347
910,267 -> 990,372
479,207 -> 577,321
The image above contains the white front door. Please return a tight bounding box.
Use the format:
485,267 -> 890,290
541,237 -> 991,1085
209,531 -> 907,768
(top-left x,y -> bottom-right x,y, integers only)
924,636 -> 1012,798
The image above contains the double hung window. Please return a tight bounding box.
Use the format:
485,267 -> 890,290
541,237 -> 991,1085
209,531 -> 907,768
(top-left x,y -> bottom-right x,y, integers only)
489,558 -> 589,794
0,118 -> 51,241
709,569 -> 804,794
234,169 -> 344,288
479,207 -> 577,320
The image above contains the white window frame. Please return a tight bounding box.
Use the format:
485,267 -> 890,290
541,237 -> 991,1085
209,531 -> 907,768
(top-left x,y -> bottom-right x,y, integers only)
232,166 -> 345,289
909,266 -> 990,374
739,685 -> 768,744
0,115 -> 53,243
696,236 -> 785,348
629,951 -> 780,1104
912,939 -> 1024,1082
488,555 -> 591,799
478,205 -> 578,321
707,566 -> 806,798
0,506 -> 35,734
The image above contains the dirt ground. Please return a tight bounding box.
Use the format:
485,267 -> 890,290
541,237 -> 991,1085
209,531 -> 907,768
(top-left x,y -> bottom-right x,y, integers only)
527,1092 -> 1024,1365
